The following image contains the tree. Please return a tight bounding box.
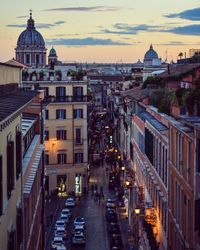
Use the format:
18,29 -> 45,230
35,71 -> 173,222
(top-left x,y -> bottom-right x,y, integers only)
178,52 -> 183,59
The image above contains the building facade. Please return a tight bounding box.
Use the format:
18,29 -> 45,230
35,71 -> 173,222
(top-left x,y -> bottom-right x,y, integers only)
0,63 -> 44,250
22,79 -> 89,196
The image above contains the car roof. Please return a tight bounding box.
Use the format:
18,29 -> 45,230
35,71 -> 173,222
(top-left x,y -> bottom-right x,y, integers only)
53,236 -> 63,241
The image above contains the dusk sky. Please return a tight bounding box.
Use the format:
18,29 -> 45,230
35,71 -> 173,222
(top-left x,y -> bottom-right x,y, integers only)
1,0 -> 200,63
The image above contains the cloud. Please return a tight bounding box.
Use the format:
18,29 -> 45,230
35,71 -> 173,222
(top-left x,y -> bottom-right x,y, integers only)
167,24 -> 200,36
157,41 -> 200,46
101,23 -> 161,35
7,21 -> 65,29
165,7 -> 200,21
16,15 -> 28,19
46,37 -> 130,46
44,6 -> 123,12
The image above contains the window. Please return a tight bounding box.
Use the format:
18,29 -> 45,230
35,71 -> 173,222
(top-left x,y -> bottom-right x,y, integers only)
75,128 -> 82,144
56,87 -> 66,98
26,54 -> 30,64
7,141 -> 14,199
36,54 -> 39,64
74,109 -> 83,119
0,155 -> 2,216
16,131 -> 22,180
56,109 -> 66,119
73,87 -> 83,101
45,130 -> 49,141
57,153 -> 67,164
45,154 -> 49,165
57,130 -> 67,140
197,138 -> 200,173
75,153 -> 83,163
45,110 -> 49,120
44,87 -> 49,97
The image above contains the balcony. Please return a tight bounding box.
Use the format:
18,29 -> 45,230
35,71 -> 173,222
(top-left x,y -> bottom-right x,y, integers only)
44,96 -> 88,103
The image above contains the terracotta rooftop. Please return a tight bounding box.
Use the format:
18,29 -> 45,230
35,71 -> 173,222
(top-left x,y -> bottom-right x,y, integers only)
159,63 -> 200,79
5,58 -> 28,68
0,89 -> 37,123
88,75 -> 124,82
120,86 -> 156,101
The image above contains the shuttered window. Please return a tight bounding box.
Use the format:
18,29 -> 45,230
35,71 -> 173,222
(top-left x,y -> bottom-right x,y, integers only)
0,155 -> 2,215
16,131 -> 22,180
7,141 -> 14,199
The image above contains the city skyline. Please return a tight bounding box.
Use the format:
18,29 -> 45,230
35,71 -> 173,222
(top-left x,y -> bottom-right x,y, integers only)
1,0 -> 200,63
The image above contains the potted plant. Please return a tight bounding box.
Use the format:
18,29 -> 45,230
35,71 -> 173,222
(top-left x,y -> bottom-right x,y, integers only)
39,70 -> 44,80
22,70 -> 29,81
55,70 -> 62,81
31,71 -> 37,81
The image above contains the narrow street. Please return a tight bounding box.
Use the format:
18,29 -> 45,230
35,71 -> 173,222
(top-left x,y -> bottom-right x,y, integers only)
45,159 -> 116,250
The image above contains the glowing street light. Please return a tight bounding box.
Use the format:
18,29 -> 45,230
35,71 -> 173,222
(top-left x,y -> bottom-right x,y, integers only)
135,208 -> 140,215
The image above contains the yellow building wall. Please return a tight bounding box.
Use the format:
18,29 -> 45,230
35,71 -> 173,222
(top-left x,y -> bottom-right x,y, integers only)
0,115 -> 21,250
0,65 -> 21,85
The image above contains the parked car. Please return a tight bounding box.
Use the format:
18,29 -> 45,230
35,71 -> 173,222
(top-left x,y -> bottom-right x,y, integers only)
60,208 -> 71,219
55,246 -> 67,250
106,210 -> 118,223
108,223 -> 121,235
55,220 -> 66,230
54,226 -> 67,239
65,197 -> 76,207
60,214 -> 69,224
106,199 -> 116,209
110,234 -> 123,249
51,237 -> 65,249
72,232 -> 86,245
74,217 -> 85,226
72,224 -> 86,236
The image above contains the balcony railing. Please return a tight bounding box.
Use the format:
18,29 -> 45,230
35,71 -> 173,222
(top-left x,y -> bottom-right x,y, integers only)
44,96 -> 88,103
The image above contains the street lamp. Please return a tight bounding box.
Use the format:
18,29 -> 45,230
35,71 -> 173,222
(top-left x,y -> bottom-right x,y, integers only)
121,166 -> 125,171
135,207 -> 140,215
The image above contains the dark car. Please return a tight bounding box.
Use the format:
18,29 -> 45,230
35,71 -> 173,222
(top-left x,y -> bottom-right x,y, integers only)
108,223 -> 121,235
110,234 -> 123,249
106,211 -> 118,223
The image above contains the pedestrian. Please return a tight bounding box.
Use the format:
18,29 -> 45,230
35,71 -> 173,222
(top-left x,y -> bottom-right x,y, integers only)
91,184 -> 94,194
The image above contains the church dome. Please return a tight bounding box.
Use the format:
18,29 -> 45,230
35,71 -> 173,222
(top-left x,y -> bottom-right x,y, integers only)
144,45 -> 158,60
17,12 -> 45,48
49,47 -> 57,57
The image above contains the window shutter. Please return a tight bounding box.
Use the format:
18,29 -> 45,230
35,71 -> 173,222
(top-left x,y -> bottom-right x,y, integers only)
7,141 -> 14,199
73,109 -> 76,118
57,154 -> 60,164
81,153 -> 84,163
64,130 -> 66,140
56,110 -> 59,119
64,110 -> 66,119
57,131 -> 60,140
75,153 -> 77,163
64,154 -> 66,164
81,109 -> 83,118
16,131 -> 22,180
0,155 -> 2,215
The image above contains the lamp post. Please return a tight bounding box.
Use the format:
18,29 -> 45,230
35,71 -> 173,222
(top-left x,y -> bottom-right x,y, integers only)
134,207 -> 140,250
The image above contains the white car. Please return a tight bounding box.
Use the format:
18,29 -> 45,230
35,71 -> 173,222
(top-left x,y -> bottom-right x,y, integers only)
55,220 -> 66,229
73,217 -> 85,227
72,233 -> 86,245
73,225 -> 86,236
54,226 -> 67,239
65,197 -> 75,207
51,237 -> 65,249
60,214 -> 69,224
61,208 -> 71,219
55,246 -> 67,250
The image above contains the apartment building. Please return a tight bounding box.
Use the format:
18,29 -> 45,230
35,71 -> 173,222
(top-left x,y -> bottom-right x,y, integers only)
22,78 -> 88,196
0,63 -> 41,250
168,117 -> 200,249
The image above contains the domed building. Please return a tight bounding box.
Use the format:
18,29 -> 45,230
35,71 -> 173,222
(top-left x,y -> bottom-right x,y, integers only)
48,47 -> 58,67
15,11 -> 47,67
144,44 -> 161,67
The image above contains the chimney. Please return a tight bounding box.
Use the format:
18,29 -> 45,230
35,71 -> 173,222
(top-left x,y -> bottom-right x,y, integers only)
167,64 -> 170,75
